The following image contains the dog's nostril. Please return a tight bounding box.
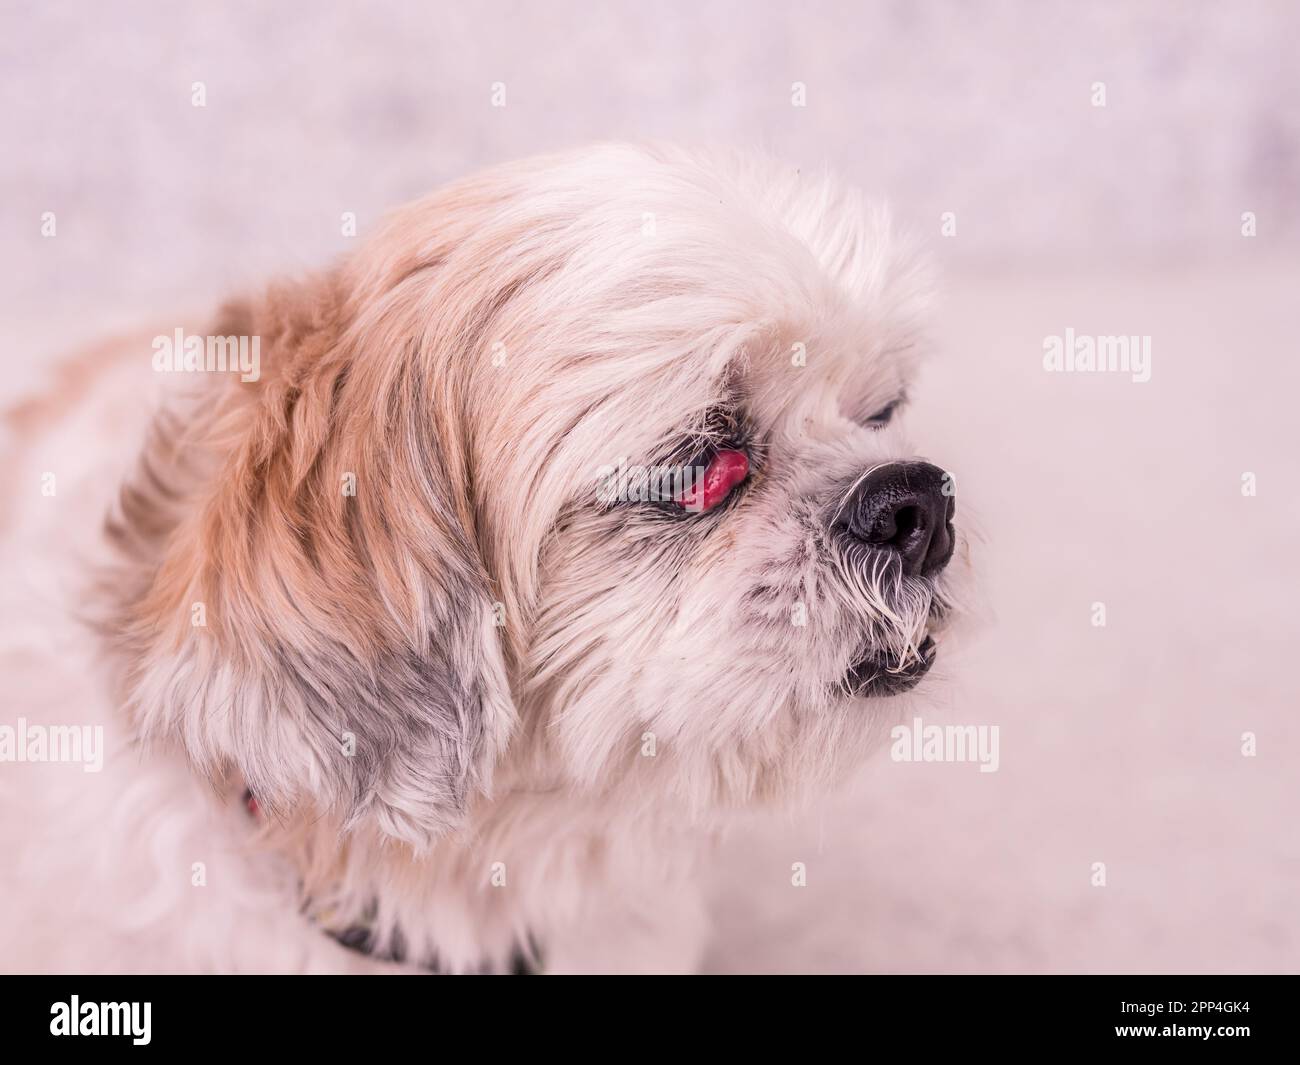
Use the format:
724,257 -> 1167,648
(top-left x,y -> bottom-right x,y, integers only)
885,504 -> 923,545
838,461 -> 955,577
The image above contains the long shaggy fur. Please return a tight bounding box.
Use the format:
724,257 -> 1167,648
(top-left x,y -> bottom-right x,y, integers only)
5,143 -> 971,973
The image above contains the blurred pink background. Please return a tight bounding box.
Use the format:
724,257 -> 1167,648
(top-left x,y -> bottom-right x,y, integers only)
2,1 -> 1297,971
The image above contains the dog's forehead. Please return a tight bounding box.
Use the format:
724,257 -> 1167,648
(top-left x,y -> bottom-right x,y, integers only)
634,309 -> 913,440
519,302 -> 915,464
429,146 -> 929,458
747,320 -> 911,418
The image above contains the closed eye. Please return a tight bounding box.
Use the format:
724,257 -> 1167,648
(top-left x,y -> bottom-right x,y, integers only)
864,396 -> 904,429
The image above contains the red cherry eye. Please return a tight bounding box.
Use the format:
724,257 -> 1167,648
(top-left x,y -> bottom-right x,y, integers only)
676,449 -> 749,512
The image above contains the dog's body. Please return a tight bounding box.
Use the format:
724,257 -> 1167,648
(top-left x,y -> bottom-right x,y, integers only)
1,144 -> 968,973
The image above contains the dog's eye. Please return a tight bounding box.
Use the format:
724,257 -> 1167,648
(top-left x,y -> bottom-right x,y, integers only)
865,399 -> 902,429
675,448 -> 749,513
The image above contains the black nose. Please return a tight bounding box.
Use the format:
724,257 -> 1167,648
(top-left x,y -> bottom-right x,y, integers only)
835,461 -> 955,577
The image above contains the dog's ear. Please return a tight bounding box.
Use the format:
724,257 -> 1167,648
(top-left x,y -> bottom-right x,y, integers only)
107,273 -> 516,850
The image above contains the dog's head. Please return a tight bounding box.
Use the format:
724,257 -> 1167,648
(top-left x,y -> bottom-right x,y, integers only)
109,144 -> 970,848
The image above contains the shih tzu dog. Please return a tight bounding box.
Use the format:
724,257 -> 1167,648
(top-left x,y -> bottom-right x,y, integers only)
3,143 -> 969,974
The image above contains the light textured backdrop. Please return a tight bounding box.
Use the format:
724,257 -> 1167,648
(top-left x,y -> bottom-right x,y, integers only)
2,1 -> 1297,972
5,0 -> 1299,356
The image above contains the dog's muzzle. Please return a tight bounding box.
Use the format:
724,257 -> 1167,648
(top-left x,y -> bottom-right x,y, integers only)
844,635 -> 938,697
834,460 -> 955,696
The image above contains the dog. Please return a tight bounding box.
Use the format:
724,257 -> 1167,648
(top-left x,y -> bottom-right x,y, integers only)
0,143 -> 969,974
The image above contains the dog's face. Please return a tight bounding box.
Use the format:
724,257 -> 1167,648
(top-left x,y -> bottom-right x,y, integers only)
112,144 -> 969,846
455,147 -> 968,809
525,324 -> 963,808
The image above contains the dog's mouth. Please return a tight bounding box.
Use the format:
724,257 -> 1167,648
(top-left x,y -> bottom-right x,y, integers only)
844,635 -> 937,697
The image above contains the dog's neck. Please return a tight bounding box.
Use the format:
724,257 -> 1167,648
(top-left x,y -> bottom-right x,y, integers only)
231,753 -> 715,975
239,787 -> 540,973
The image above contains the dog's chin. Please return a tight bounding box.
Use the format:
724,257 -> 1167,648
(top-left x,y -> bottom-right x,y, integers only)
844,635 -> 937,697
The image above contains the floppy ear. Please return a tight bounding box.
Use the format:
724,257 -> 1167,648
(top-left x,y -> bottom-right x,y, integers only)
105,274 -> 516,850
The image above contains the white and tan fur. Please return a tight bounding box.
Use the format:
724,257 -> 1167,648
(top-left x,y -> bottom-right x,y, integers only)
0,144 -> 970,973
